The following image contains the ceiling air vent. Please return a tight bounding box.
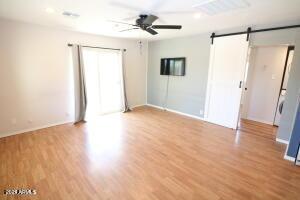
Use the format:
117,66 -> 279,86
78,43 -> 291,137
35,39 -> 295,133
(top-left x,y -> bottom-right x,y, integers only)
193,0 -> 250,15
62,11 -> 80,18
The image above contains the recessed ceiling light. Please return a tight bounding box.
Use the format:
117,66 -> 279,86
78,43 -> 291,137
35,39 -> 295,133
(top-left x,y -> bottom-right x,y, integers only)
194,13 -> 202,19
62,11 -> 80,18
45,7 -> 55,13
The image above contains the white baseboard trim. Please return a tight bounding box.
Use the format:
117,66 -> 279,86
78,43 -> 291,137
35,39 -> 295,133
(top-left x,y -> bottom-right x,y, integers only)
146,103 -> 204,121
0,104 -> 147,139
276,138 -> 289,145
147,104 -> 294,163
130,104 -> 146,109
244,117 -> 274,125
146,103 -> 163,110
0,120 -> 73,139
284,154 -> 296,162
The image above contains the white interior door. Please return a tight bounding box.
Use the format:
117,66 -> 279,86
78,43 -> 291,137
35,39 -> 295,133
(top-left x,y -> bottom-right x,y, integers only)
205,34 -> 249,129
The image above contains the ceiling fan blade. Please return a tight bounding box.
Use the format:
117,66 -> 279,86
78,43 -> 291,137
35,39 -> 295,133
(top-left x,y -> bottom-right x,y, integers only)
152,25 -> 182,29
119,28 -> 139,32
143,15 -> 158,25
146,28 -> 158,35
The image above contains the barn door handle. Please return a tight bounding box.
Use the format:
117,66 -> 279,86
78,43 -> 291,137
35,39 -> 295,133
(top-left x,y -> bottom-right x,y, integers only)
279,101 -> 284,114
239,81 -> 242,88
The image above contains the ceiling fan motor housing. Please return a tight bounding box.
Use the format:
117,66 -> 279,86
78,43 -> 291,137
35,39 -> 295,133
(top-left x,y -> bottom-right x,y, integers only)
116,14 -> 181,35
136,15 -> 150,30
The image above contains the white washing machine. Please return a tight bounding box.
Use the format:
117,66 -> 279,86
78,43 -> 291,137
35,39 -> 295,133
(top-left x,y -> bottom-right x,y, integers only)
274,90 -> 286,126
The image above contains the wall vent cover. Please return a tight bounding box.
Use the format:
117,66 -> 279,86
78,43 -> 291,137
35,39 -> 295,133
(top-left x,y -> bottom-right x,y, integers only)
193,0 -> 250,15
62,11 -> 80,18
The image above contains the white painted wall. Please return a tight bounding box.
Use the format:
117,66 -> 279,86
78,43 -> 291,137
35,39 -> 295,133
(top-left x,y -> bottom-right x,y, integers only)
241,46 -> 287,124
0,19 -> 147,137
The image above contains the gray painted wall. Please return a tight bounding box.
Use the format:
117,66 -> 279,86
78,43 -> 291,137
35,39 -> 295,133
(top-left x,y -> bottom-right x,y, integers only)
147,23 -> 300,142
251,28 -> 300,142
276,32 -> 300,142
147,34 -> 210,117
282,34 -> 300,156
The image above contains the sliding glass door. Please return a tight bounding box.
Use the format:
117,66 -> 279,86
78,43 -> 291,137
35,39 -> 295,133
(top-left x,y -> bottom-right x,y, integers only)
83,48 -> 123,119
98,50 -> 123,114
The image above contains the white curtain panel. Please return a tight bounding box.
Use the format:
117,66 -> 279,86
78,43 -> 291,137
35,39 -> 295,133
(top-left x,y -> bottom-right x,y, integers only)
71,45 -> 87,123
120,50 -> 130,112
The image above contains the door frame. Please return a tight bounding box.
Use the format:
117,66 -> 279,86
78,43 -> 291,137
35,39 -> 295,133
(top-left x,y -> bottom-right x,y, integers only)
273,46 -> 295,125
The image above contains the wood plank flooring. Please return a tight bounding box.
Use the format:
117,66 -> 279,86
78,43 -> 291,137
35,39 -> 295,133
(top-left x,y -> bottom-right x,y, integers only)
0,106 -> 299,200
238,118 -> 278,140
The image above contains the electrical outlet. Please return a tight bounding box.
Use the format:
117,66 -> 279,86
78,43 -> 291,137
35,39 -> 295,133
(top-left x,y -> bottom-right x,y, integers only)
27,119 -> 33,124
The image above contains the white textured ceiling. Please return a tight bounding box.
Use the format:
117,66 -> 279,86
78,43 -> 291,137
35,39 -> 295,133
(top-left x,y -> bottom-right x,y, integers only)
0,0 -> 300,40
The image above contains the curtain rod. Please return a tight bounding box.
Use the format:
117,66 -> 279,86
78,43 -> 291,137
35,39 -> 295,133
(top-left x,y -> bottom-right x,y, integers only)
210,24 -> 300,44
68,43 -> 126,52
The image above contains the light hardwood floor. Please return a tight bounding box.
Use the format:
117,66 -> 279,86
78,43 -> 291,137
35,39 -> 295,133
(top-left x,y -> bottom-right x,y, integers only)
238,118 -> 278,140
0,106 -> 299,200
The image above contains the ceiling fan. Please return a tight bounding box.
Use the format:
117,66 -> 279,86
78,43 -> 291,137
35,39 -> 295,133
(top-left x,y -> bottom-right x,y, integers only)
111,14 -> 182,35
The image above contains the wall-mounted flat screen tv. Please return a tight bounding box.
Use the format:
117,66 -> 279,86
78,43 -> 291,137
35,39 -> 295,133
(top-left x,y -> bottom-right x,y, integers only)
160,57 -> 186,76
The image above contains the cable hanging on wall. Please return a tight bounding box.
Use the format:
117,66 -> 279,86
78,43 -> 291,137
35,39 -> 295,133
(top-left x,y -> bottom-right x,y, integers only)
163,75 -> 170,111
